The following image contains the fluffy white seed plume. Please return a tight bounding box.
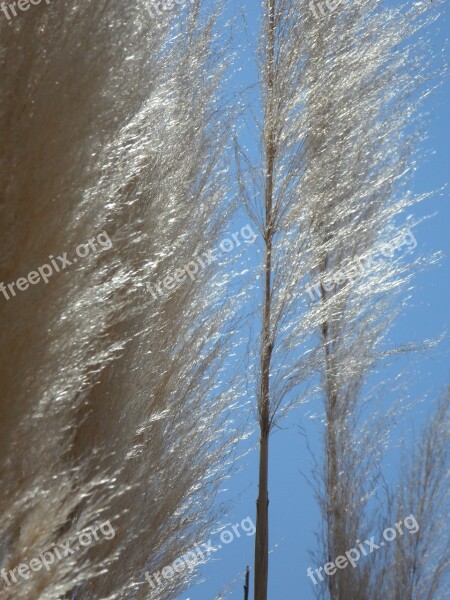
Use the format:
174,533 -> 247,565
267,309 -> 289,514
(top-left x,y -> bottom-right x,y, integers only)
0,2 -> 240,599
236,0 -> 445,597
294,1 -> 446,598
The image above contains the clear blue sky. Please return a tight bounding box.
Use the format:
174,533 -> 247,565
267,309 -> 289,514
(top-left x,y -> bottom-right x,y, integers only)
179,2 -> 449,599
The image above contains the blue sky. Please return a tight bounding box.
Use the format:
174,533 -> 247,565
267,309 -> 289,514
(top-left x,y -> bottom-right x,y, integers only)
178,2 -> 449,599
